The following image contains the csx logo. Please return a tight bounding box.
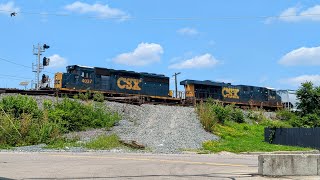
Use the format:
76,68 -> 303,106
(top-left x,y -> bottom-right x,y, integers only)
117,77 -> 142,91
222,87 -> 240,99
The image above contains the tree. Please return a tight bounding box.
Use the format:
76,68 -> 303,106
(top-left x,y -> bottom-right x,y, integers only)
296,82 -> 320,116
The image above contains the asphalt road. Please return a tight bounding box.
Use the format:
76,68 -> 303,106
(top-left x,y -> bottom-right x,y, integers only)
0,152 -> 318,180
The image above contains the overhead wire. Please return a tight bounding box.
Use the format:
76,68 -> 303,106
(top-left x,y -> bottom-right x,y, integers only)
0,74 -> 32,81
0,57 -> 56,75
1,9 -> 320,21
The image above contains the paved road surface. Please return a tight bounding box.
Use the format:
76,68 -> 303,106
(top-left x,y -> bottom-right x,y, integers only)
0,152 -> 318,179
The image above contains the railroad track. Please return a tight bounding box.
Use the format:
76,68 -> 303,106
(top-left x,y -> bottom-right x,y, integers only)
0,88 -> 184,106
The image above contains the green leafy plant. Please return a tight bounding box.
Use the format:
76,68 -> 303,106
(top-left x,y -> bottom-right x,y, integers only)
93,92 -> 105,102
85,134 -> 123,150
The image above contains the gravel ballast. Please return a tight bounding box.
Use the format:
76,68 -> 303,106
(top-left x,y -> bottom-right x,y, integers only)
105,102 -> 219,153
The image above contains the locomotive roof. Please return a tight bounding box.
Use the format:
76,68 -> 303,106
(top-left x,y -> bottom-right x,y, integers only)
180,79 -> 227,86
68,65 -> 167,78
180,79 -> 275,90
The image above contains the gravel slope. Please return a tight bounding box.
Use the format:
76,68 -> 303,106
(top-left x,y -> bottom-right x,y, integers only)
0,94 -> 218,153
106,102 -> 219,153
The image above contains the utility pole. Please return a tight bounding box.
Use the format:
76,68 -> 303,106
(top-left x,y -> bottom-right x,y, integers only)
172,72 -> 181,98
32,43 -> 50,90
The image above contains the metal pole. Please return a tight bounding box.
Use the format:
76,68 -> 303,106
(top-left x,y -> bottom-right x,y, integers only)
287,89 -> 290,110
173,72 -> 181,98
37,44 -> 41,90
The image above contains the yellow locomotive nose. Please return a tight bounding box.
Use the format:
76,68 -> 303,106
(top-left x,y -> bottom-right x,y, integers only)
54,73 -> 63,89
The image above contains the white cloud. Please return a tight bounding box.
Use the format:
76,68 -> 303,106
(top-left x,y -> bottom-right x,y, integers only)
169,53 -> 219,69
279,46 -> 320,66
281,75 -> 320,86
177,27 -> 199,36
0,1 -> 20,16
269,5 -> 320,23
113,43 -> 164,66
47,54 -> 67,68
64,1 -> 129,20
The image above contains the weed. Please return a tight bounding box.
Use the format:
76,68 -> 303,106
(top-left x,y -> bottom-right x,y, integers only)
85,134 -> 123,150
93,92 -> 105,102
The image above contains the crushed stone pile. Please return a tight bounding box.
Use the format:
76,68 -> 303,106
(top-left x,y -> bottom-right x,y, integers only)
106,102 -> 218,153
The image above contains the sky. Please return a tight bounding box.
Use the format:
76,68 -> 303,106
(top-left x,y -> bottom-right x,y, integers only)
0,0 -> 320,91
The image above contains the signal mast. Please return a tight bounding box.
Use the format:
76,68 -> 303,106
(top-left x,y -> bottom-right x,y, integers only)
32,43 -> 50,90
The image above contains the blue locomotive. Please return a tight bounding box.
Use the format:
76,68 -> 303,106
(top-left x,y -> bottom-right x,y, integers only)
54,65 -> 170,98
180,80 -> 282,109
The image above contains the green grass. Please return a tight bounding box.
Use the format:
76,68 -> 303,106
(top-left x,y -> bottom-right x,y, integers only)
84,134 -> 124,150
203,121 -> 313,153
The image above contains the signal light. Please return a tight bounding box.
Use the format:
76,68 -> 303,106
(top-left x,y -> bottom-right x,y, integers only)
43,57 -> 50,66
43,44 -> 50,49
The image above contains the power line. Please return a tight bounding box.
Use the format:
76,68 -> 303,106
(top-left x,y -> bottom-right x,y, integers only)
0,75 -> 32,81
0,57 -> 31,69
0,57 -> 55,75
1,9 -> 320,21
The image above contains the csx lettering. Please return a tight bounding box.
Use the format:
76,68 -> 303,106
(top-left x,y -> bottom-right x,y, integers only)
222,87 -> 240,99
82,79 -> 92,84
117,77 -> 142,91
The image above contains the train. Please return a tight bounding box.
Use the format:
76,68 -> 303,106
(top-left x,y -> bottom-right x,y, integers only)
53,65 -> 282,109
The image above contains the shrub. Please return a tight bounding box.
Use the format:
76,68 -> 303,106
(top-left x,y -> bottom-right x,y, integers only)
0,95 -> 42,118
197,102 -> 246,132
93,92 -> 104,102
196,102 -> 218,132
0,95 -> 121,147
230,108 -> 245,123
78,93 -> 89,101
0,111 -> 62,146
276,109 -> 296,121
45,98 -> 120,132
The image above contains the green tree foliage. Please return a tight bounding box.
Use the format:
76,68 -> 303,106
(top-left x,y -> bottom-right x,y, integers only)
274,82 -> 320,128
296,82 -> 320,116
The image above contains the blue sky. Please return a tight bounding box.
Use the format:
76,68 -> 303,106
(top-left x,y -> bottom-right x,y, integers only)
1,1 -> 320,91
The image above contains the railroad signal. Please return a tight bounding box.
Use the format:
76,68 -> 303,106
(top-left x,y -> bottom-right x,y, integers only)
43,57 -> 50,66
32,43 -> 51,90
43,44 -> 50,49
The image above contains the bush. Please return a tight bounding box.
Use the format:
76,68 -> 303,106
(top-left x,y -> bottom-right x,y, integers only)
78,93 -> 89,101
196,102 -> 218,132
0,95 -> 42,118
196,102 -> 246,132
230,108 -> 245,123
0,95 -> 121,147
0,111 -> 62,146
93,92 -> 104,102
276,109 -> 296,121
45,98 -> 120,132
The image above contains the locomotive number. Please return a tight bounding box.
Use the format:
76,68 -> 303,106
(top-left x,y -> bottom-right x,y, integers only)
117,77 -> 142,91
82,79 -> 93,84
222,87 -> 240,99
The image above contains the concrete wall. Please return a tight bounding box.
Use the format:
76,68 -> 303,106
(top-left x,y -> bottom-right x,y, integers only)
259,154 -> 320,176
